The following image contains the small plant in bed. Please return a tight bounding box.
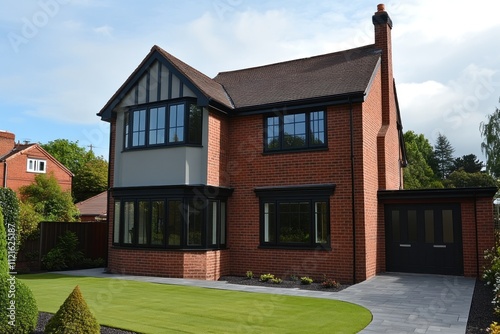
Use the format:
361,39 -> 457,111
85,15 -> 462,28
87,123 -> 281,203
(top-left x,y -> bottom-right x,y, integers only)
300,276 -> 313,285
259,273 -> 274,282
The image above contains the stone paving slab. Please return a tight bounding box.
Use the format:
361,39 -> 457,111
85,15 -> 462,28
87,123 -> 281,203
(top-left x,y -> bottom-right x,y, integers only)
52,269 -> 475,334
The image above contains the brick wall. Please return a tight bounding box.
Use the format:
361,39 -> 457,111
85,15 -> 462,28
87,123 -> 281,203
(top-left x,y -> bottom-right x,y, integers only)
3,145 -> 72,194
0,131 -> 15,156
107,248 -> 229,280
207,110 -> 230,187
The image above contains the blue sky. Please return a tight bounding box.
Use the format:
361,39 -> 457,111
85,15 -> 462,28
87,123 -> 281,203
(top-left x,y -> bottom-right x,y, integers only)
1,0 -> 500,161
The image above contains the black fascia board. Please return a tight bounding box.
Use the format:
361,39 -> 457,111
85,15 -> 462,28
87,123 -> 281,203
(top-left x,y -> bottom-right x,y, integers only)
111,184 -> 234,198
378,187 -> 498,201
231,92 -> 366,116
254,183 -> 336,197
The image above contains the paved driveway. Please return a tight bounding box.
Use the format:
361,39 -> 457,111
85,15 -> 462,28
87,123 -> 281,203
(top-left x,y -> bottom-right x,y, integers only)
57,269 -> 475,333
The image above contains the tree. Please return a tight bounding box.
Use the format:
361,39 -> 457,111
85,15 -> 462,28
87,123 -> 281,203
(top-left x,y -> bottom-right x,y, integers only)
41,139 -> 108,202
480,101 -> 500,178
452,154 -> 483,173
433,133 -> 455,179
41,139 -> 92,173
72,158 -> 108,202
403,131 -> 443,189
19,173 -> 79,222
444,170 -> 499,188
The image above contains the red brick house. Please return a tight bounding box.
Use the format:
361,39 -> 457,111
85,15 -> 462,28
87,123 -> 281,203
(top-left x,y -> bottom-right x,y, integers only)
76,191 -> 107,222
0,131 -> 72,193
97,5 -> 496,282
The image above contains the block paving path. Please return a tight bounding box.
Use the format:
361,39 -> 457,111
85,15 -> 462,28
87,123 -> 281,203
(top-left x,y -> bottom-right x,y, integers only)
57,269 -> 475,333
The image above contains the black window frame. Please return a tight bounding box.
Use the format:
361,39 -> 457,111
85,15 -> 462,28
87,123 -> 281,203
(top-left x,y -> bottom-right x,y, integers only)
255,184 -> 335,249
264,109 -> 327,152
112,195 -> 228,250
124,98 -> 202,150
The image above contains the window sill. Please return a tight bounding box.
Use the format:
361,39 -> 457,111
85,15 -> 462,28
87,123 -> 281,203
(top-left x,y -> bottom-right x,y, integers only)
258,245 -> 331,251
111,244 -> 227,251
122,143 -> 203,153
262,147 -> 328,155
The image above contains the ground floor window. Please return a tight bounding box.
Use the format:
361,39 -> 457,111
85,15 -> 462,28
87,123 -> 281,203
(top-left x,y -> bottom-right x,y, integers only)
255,184 -> 335,249
112,186 -> 232,249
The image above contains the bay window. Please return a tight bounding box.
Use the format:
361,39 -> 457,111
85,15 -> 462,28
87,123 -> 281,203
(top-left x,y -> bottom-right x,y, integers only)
125,99 -> 202,149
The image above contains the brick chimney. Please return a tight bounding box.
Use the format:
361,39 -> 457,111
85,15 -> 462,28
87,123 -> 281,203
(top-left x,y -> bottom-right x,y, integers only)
372,4 -> 394,125
0,131 -> 15,157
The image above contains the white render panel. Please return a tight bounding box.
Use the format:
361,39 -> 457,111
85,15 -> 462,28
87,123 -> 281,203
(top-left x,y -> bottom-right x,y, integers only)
113,107 -> 209,187
149,61 -> 159,102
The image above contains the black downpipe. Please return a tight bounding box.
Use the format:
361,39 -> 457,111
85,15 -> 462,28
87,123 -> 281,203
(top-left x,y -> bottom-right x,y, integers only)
349,97 -> 356,283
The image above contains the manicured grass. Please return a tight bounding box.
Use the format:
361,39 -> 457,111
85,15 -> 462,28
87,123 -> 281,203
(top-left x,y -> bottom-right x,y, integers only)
20,274 -> 371,333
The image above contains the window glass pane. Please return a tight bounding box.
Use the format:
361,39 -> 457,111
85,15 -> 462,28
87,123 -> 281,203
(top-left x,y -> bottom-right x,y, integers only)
208,201 -> 217,245
169,104 -> 185,143
39,161 -> 45,172
123,201 -> 135,244
138,201 -> 149,245
188,200 -> 203,246
266,117 -> 280,150
188,105 -> 202,144
443,210 -> 454,243
168,200 -> 182,246
264,202 -> 275,243
124,112 -> 130,149
113,201 -> 120,243
391,210 -> 400,242
310,111 -> 325,145
424,210 -> 434,243
220,202 -> 226,245
149,107 -> 166,145
408,210 -> 417,242
132,110 -> 146,146
151,201 -> 165,245
279,202 -> 310,243
315,202 -> 328,243
283,113 -> 306,149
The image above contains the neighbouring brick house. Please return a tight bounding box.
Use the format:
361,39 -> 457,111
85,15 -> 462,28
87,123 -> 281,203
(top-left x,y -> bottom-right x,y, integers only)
97,5 -> 497,283
0,130 -> 72,194
76,191 -> 108,222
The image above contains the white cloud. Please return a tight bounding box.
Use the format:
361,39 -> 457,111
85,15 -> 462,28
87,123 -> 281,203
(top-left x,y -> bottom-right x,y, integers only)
93,25 -> 113,37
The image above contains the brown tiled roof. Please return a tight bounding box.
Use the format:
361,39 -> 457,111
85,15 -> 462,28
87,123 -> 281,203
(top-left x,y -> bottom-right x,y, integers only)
214,44 -> 381,110
76,191 -> 107,216
0,143 -> 36,160
153,46 -> 233,109
98,44 -> 381,118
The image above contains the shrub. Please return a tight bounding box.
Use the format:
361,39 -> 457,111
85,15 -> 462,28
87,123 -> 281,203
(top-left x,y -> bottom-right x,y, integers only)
42,231 -> 84,270
246,271 -> 253,279
483,235 -> 500,314
300,276 -> 313,285
0,275 -> 38,333
321,278 -> 341,289
289,274 -> 298,281
489,322 -> 500,334
0,207 -> 9,274
270,277 -> 283,284
259,273 -> 274,282
0,188 -> 20,250
45,285 -> 100,334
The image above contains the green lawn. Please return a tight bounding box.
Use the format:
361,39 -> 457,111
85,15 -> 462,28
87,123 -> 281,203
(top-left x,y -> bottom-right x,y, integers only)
20,274 -> 371,334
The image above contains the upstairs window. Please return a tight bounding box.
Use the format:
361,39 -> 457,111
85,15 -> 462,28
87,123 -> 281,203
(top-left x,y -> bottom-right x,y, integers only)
27,158 -> 46,173
125,100 -> 202,149
265,110 -> 326,152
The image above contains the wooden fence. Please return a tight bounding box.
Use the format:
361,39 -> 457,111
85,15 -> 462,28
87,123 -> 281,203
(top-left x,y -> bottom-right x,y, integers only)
16,221 -> 107,272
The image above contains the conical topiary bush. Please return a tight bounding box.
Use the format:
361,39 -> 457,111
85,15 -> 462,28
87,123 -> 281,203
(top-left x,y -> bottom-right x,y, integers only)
44,285 -> 100,334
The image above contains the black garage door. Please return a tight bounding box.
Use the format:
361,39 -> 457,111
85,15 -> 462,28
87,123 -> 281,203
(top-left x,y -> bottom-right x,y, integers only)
385,204 -> 463,275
